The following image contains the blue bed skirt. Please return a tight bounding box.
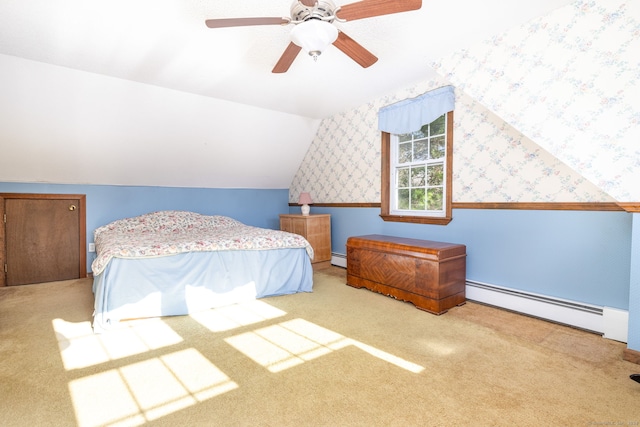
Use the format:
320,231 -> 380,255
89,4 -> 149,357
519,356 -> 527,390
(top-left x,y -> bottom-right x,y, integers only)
92,248 -> 313,332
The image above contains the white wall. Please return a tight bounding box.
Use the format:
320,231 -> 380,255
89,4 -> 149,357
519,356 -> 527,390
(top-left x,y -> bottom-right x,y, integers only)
0,54 -> 320,189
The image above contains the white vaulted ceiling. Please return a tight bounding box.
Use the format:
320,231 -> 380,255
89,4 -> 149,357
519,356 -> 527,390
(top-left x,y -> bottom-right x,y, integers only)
0,0 -> 576,118
0,0 -> 577,188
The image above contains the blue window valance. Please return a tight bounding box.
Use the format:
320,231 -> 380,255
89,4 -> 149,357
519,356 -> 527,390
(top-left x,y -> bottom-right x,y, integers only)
378,85 -> 455,134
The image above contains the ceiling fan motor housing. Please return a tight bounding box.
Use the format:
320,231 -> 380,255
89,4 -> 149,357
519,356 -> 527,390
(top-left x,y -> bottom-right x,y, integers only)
290,0 -> 338,23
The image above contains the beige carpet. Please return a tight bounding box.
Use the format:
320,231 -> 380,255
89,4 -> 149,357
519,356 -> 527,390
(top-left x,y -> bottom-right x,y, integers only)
1,267 -> 639,427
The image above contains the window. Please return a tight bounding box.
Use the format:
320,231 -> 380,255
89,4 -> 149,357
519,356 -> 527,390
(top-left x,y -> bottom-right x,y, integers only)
381,111 -> 453,225
377,86 -> 455,225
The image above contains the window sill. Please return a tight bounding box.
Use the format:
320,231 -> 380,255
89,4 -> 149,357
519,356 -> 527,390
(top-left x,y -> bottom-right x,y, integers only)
379,214 -> 452,225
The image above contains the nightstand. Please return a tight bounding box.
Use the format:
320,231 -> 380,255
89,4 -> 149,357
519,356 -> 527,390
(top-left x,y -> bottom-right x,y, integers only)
279,214 -> 331,269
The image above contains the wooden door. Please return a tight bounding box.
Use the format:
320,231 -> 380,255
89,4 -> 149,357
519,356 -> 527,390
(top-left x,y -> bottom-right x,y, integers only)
0,194 -> 86,286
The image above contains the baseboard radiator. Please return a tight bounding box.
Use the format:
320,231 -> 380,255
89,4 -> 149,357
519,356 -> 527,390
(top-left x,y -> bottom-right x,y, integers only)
465,280 -> 628,342
331,253 -> 628,343
332,253 -> 347,268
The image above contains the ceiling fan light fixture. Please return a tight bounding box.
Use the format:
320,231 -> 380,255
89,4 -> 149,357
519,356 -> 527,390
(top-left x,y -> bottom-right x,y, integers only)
290,19 -> 338,61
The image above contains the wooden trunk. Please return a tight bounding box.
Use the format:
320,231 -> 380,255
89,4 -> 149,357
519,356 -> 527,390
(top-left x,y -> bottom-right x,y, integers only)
346,234 -> 466,315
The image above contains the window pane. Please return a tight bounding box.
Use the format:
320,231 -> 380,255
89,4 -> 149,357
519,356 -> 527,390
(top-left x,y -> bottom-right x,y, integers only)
397,189 -> 410,209
397,168 -> 410,187
414,139 -> 429,161
430,136 -> 445,159
427,188 -> 443,210
430,115 -> 446,136
412,126 -> 428,140
411,188 -> 426,210
427,164 -> 443,186
398,134 -> 412,142
398,142 -> 412,163
411,166 -> 425,186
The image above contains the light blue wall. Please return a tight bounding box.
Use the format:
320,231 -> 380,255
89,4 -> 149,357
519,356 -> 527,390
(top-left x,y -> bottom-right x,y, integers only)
3,182 -> 635,349
628,213 -> 640,350
296,206 -> 633,311
1,182 -> 289,273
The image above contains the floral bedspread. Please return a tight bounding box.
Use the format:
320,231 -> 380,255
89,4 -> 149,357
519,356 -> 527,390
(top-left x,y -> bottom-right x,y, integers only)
91,211 -> 314,276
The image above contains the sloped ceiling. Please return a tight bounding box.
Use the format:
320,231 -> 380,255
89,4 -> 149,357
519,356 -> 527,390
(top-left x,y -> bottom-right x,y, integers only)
0,0 -> 575,119
0,0 -> 591,189
0,54 -> 319,189
434,0 -> 640,203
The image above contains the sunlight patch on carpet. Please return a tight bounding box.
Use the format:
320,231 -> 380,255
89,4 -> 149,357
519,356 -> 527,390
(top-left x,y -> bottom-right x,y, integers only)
225,318 -> 424,374
53,318 -> 183,370
58,294 -> 421,426
190,299 -> 287,332
68,348 -> 237,427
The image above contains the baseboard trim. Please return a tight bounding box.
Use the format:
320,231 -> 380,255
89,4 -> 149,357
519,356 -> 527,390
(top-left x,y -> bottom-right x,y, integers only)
623,348 -> 640,365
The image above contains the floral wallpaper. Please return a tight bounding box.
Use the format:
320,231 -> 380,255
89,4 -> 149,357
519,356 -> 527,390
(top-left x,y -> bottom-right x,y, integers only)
290,79 -> 452,203
453,90 -> 614,203
433,0 -> 640,203
290,0 -> 635,204
290,79 -> 613,204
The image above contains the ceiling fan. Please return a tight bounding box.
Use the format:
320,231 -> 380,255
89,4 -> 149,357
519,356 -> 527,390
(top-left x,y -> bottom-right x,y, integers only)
205,0 -> 422,73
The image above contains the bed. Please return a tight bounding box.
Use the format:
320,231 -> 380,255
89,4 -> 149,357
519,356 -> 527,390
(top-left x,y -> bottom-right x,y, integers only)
91,210 -> 314,333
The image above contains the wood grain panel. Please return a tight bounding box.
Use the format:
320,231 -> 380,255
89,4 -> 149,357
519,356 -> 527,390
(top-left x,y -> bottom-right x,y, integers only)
280,214 -> 331,267
1,193 -> 86,286
288,202 -> 625,211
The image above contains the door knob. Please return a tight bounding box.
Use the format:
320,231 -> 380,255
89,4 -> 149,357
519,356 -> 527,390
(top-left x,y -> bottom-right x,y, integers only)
69,205 -> 77,211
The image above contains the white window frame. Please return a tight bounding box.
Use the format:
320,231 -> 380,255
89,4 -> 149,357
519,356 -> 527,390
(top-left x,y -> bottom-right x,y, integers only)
389,113 -> 448,217
380,111 -> 453,225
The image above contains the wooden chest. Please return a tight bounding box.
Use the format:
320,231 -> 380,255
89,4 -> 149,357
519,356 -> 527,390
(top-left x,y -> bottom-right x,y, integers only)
346,235 -> 466,314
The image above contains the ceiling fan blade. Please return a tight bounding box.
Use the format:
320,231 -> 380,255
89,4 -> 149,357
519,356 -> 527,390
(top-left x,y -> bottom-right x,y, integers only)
272,42 -> 303,73
299,0 -> 317,6
336,0 -> 422,21
333,31 -> 378,68
205,17 -> 289,29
